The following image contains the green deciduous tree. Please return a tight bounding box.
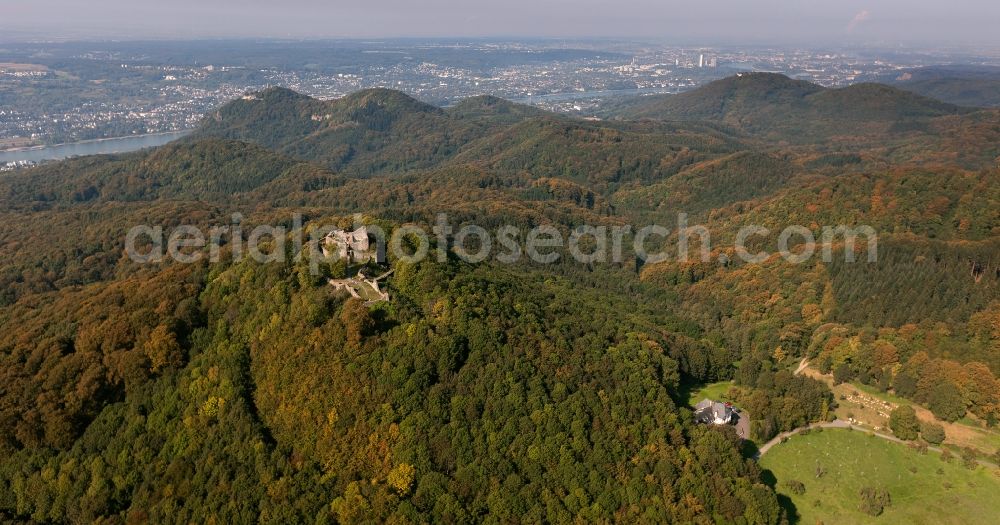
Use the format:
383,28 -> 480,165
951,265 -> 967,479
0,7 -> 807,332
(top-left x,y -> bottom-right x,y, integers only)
889,406 -> 920,441
929,382 -> 966,422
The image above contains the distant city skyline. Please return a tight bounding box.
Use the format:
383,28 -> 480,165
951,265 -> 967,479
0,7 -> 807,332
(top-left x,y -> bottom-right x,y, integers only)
3,1 -> 1000,47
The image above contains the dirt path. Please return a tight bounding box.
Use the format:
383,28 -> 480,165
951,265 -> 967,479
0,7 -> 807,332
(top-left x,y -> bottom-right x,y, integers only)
756,419 -> 936,458
756,420 -> 998,468
757,359 -> 1000,467
756,419 -> 850,457
799,361 -> 999,455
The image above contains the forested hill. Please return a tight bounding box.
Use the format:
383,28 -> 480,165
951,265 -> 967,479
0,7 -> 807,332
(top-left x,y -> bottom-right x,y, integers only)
0,88 -> 794,523
193,86 -> 552,176
608,73 -> 825,121
0,82 -> 998,523
0,138 -> 343,208
885,65 -> 1000,107
602,72 -> 972,141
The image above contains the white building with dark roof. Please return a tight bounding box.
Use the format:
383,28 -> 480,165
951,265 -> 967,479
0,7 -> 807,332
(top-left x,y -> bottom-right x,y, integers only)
693,398 -> 734,425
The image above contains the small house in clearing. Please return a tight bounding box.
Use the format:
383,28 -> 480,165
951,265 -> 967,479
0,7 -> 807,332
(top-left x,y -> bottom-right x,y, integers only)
694,399 -> 735,425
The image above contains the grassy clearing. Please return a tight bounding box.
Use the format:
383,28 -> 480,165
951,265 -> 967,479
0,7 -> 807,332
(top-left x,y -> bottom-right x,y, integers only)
684,380 -> 738,407
354,281 -> 383,301
761,428 -> 1000,524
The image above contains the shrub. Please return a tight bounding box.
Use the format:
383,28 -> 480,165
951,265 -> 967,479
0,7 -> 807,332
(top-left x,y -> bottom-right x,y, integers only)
858,486 -> 891,517
784,479 -> 806,495
962,448 -> 980,470
921,421 -> 946,445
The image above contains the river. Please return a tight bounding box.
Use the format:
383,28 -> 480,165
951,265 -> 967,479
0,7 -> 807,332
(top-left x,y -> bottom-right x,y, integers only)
0,131 -> 191,164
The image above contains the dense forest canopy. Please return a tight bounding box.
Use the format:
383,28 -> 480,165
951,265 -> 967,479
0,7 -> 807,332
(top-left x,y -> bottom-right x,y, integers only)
0,73 -> 997,523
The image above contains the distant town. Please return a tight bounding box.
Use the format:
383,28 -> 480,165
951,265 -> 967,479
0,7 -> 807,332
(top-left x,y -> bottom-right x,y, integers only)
1,160 -> 35,172
2,39 -> 999,149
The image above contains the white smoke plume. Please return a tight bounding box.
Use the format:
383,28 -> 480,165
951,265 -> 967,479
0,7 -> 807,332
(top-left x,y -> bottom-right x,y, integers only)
847,9 -> 871,33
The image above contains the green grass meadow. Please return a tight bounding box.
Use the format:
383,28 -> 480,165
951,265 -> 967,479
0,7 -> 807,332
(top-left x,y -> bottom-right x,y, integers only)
761,428 -> 1000,524
684,380 -> 738,407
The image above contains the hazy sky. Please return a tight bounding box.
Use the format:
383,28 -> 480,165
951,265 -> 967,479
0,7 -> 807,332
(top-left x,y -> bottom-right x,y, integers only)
4,1 -> 1000,46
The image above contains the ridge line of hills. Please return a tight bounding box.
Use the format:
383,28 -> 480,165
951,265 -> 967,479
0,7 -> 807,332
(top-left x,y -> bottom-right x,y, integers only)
599,72 -> 991,141
195,73 -> 1000,163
